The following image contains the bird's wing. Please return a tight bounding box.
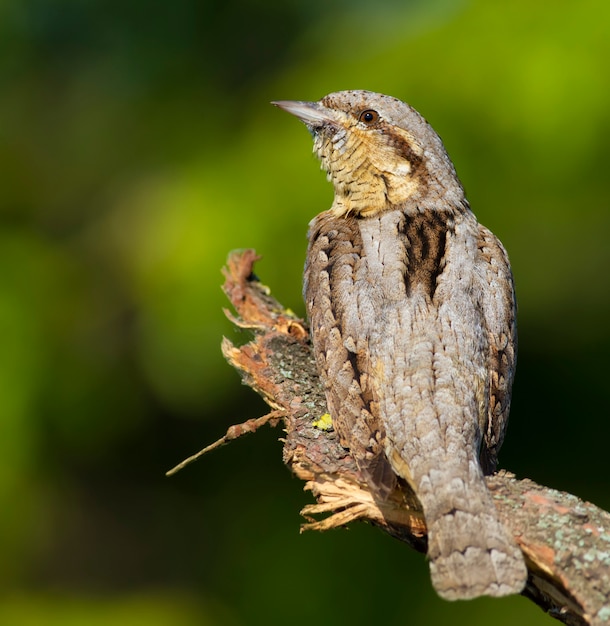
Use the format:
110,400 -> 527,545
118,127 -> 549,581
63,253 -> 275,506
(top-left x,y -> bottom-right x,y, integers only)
304,211 -> 397,497
476,223 -> 517,474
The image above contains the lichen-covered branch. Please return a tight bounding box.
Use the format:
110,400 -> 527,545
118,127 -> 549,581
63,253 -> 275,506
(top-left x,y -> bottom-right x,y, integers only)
170,249 -> 610,626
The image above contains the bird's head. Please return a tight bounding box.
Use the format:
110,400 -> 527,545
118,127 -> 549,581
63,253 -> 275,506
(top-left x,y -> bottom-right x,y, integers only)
273,90 -> 464,218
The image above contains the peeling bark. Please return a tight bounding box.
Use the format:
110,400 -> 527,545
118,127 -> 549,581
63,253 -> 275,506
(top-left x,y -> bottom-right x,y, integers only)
168,249 -> 610,626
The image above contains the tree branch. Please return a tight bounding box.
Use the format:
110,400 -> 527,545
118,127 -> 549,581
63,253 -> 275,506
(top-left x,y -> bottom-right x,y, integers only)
169,249 -> 610,626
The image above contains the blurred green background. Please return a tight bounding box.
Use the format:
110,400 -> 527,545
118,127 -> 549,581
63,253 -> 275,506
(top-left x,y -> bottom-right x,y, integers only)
1,0 -> 609,623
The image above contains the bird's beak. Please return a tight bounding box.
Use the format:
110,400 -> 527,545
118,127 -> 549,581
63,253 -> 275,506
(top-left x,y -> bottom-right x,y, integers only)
271,100 -> 333,127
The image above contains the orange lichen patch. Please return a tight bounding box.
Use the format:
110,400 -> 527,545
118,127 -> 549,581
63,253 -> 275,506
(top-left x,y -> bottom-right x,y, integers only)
524,491 -> 571,515
525,492 -> 557,507
582,524 -> 601,537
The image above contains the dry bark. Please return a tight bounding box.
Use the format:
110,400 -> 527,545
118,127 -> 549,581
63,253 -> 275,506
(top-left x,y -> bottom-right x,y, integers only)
168,249 -> 610,626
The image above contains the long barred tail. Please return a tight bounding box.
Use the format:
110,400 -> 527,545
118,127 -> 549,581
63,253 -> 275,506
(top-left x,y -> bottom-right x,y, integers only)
425,478 -> 527,600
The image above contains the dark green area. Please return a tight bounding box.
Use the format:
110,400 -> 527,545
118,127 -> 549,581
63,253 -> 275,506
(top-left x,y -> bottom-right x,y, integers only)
1,0 -> 608,622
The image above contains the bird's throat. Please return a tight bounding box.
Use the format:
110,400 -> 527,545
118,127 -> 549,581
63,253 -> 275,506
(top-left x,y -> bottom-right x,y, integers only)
314,126 -> 421,218
329,169 -> 421,218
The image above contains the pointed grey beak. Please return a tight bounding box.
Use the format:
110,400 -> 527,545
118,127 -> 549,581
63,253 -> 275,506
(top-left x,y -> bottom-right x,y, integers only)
271,100 -> 333,126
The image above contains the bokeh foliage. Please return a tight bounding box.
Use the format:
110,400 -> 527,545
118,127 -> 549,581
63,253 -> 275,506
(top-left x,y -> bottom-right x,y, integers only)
1,0 -> 609,623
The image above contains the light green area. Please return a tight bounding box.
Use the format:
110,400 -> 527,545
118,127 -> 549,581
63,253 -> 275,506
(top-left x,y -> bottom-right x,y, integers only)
0,592 -> 237,626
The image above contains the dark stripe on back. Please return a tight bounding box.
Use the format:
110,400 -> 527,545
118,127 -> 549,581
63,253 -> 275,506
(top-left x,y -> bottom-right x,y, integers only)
398,211 -> 452,299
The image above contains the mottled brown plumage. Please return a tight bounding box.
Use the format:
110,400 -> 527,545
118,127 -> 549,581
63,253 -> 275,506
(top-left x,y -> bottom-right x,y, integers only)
273,90 -> 526,600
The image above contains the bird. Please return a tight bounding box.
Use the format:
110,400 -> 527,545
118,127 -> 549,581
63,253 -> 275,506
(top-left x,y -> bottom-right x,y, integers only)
272,90 -> 527,601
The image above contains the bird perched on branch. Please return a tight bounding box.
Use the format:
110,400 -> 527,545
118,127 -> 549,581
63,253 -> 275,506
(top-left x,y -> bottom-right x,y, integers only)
273,90 -> 527,601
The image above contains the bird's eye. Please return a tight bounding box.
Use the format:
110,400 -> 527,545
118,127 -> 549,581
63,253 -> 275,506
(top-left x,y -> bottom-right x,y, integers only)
359,109 -> 380,124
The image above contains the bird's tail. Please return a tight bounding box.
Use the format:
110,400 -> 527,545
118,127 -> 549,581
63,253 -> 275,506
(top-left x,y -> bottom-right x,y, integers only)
424,478 -> 527,600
